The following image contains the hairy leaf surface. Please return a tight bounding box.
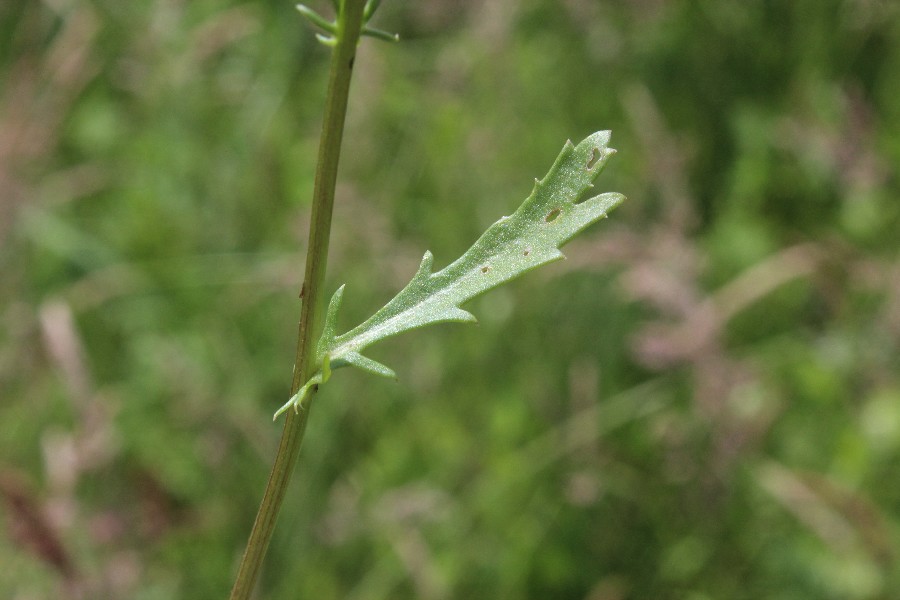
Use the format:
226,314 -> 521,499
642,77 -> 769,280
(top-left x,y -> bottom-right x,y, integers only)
275,131 -> 624,419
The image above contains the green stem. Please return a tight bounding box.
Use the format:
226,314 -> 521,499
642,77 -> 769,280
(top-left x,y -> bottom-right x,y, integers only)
229,1 -> 367,597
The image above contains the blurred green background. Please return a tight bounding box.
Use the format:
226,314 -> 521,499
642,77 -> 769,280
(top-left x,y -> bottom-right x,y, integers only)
2,0 -> 900,598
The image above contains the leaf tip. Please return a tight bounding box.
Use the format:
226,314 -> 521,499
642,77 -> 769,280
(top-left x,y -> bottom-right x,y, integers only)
320,285 -> 346,356
273,393 -> 297,421
587,130 -> 613,146
579,191 -> 626,218
344,352 -> 397,379
362,26 -> 400,43
315,33 -> 338,46
451,307 -> 478,323
413,250 -> 435,281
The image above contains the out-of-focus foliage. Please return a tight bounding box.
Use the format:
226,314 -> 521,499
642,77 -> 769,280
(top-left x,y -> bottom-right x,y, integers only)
1,0 -> 899,598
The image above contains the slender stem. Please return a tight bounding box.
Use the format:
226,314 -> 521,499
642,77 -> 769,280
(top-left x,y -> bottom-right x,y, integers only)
229,1 -> 367,597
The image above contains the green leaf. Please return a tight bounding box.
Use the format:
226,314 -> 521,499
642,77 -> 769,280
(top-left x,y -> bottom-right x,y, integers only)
363,0 -> 383,22
275,131 -> 624,419
361,26 -> 400,43
296,4 -> 337,34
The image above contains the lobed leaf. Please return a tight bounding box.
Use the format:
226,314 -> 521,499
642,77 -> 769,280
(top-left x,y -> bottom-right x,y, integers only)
275,131 -> 624,419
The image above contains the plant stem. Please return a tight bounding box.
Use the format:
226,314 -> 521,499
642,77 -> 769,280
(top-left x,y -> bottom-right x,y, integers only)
229,1 -> 367,597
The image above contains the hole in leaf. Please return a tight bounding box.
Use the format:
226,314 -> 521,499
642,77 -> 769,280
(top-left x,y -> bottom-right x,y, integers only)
587,147 -> 600,169
481,266 -> 491,274
545,208 -> 561,222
